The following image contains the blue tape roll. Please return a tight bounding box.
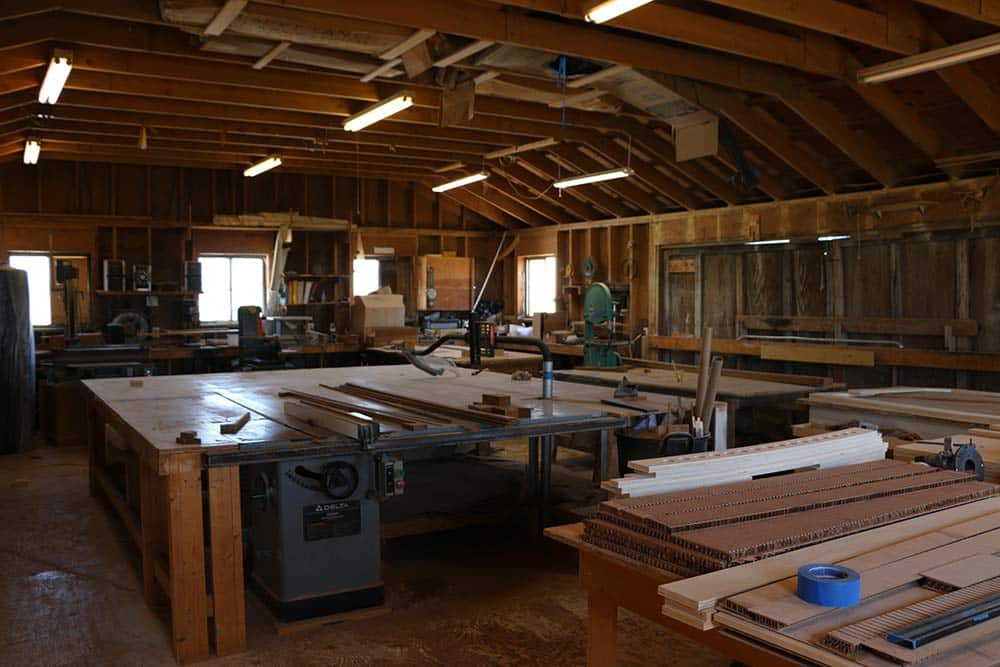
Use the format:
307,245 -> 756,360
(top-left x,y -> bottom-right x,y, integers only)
796,564 -> 861,607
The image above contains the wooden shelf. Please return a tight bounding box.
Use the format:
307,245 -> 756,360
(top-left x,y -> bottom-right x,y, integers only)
287,301 -> 339,306
96,290 -> 197,297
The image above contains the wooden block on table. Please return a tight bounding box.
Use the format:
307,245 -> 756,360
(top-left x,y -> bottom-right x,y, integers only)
481,393 -> 511,407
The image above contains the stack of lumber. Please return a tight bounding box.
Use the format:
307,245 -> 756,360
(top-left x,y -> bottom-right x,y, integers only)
894,428 -> 1000,484
656,497 -> 1000,665
604,428 -> 887,497
585,461 -> 996,588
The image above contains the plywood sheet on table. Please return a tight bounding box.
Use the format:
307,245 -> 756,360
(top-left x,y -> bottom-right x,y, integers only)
84,366 -> 673,454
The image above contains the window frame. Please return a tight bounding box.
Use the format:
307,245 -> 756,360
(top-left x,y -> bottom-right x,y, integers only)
196,253 -> 268,325
352,256 -> 381,297
522,254 -> 557,317
7,252 -> 54,327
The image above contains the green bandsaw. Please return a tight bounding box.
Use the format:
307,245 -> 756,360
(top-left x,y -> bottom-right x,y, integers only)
583,282 -> 623,367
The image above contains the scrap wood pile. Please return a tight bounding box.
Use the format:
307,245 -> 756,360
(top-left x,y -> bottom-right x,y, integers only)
656,496 -> 1000,665
585,458 -> 998,579
280,385 -> 532,439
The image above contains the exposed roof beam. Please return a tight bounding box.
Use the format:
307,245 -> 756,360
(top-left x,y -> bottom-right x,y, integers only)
492,162 -> 603,220
44,90 -> 532,148
686,82 -> 838,194
30,133 -> 446,171
779,93 -> 901,187
485,177 -> 575,224
203,0 -> 249,37
431,40 -> 495,68
585,134 -> 703,209
253,0 -> 807,95
700,0 -> 921,54
924,25 -> 1000,134
34,120 -> 478,165
252,40 -> 291,70
439,187 -> 523,229
550,144 -> 663,213
360,57 -> 402,82
495,0 -> 845,77
521,153 -> 633,217
379,28 -> 435,60
912,0 -> 1000,27
463,185 -> 549,226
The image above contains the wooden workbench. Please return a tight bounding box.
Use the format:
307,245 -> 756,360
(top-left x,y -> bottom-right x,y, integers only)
555,364 -> 835,446
805,387 -> 1000,439
367,342 -> 542,372
545,524 -> 799,667
83,366 -> 688,663
39,340 -> 361,375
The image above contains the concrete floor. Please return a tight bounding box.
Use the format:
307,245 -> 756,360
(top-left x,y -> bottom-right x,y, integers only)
0,444 -> 727,666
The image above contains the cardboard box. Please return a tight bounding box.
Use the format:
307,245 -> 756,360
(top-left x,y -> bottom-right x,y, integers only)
672,111 -> 719,162
351,293 -> 405,334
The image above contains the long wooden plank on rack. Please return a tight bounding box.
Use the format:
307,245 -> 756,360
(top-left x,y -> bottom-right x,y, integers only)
658,498 -> 1000,614
333,382 -> 517,426
806,390 -> 1000,424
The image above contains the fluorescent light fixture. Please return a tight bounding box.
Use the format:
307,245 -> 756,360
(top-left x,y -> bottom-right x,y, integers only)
23,139 -> 40,165
432,171 -> 488,193
485,137 -> 558,160
243,156 -> 281,177
342,91 -> 414,132
744,239 -> 791,246
858,33 -> 1000,84
553,167 -> 632,189
585,0 -> 653,23
818,234 -> 851,242
38,50 -> 73,104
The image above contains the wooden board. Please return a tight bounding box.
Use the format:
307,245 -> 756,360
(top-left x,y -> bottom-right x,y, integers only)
760,342 -> 875,367
807,389 -> 1000,428
82,366 -> 689,456
658,498 -> 1000,616
556,366 -> 822,400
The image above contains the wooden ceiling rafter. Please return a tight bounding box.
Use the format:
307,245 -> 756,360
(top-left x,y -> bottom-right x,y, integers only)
248,0 -> 965,192
0,0 -> 994,227
484,176 -> 575,224
0,9 -> 851,210
22,111 -> 501,159
520,152 -> 634,218
548,143 -> 663,214
489,161 -> 604,221
437,187 -> 525,229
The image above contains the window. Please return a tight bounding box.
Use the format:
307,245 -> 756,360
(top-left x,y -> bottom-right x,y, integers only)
352,258 -> 380,296
525,255 -> 556,316
8,254 -> 52,326
198,255 -> 266,323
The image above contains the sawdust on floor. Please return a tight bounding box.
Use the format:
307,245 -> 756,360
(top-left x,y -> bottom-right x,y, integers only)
0,444 -> 728,666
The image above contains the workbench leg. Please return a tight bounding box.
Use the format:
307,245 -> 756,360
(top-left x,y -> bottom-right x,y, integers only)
207,466 -> 247,657
166,454 -> 210,663
587,592 -> 618,667
87,406 -> 103,497
594,429 -> 609,483
140,454 -> 168,606
527,437 -> 539,499
541,436 -> 553,526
